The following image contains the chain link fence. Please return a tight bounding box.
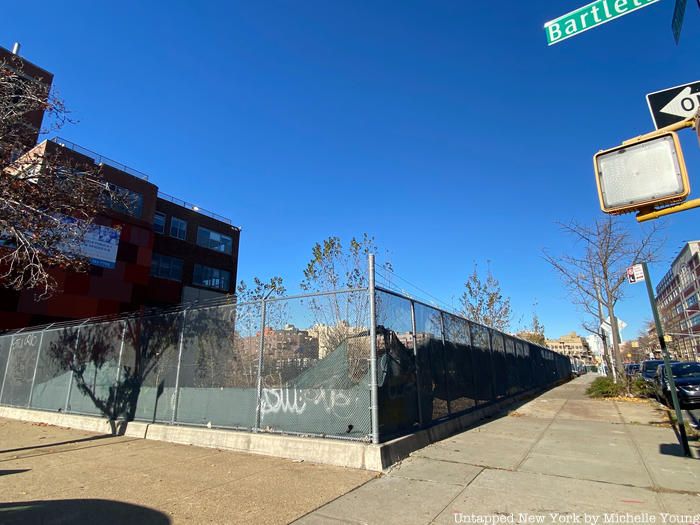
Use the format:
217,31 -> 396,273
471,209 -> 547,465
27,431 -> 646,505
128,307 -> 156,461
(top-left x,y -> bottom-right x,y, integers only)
0,265 -> 570,443
0,289 -> 373,441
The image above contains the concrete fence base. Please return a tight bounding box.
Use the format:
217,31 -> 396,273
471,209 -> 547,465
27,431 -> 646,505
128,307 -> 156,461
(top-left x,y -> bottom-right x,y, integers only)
0,382 -> 563,471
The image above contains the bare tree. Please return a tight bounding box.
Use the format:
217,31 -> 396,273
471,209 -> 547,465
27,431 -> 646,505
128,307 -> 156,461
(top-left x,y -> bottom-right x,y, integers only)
459,263 -> 512,332
543,217 -> 663,381
0,55 -> 123,297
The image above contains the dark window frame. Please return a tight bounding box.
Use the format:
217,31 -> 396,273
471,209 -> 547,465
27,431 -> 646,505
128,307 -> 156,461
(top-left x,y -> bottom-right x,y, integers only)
153,212 -> 166,234
169,216 -> 187,240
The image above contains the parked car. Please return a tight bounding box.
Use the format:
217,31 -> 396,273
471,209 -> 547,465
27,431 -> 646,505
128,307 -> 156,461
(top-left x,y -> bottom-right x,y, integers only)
641,359 -> 678,383
624,363 -> 640,377
653,361 -> 700,409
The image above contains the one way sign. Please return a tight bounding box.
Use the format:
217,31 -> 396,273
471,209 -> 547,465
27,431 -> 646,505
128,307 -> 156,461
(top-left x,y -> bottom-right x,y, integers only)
647,81 -> 700,129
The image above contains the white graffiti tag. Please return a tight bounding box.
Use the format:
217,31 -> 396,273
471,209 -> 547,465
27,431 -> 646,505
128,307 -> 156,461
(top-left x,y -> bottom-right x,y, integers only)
261,388 -> 307,415
260,388 -> 356,419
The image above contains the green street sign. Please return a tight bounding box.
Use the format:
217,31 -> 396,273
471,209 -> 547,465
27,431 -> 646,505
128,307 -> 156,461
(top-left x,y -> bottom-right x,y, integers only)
545,0 -> 661,46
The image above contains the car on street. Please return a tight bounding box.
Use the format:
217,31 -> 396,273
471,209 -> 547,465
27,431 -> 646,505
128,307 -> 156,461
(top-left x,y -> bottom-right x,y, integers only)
641,359 -> 678,383
653,361 -> 700,409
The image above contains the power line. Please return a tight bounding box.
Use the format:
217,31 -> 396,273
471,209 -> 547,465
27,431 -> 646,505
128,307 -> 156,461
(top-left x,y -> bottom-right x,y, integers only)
375,266 -> 457,314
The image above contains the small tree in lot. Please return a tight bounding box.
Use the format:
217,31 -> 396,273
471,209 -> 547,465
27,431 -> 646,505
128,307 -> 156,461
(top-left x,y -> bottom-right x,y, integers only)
517,306 -> 546,347
459,263 -> 512,332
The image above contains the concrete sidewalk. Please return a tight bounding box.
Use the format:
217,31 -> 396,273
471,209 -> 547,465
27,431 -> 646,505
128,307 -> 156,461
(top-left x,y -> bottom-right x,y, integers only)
295,375 -> 700,525
0,418 -> 376,524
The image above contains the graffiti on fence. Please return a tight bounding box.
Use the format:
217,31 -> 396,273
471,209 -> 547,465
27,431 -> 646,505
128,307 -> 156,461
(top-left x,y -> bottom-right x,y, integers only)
260,387 -> 356,419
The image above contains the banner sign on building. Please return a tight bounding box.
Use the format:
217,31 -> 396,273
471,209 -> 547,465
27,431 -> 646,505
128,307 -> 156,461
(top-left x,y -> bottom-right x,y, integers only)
80,224 -> 121,269
59,216 -> 121,269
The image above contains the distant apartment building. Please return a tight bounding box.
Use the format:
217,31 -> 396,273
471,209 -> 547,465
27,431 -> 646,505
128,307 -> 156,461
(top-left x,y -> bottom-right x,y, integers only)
0,45 -> 239,329
260,324 -> 319,363
308,321 -> 366,359
546,332 -> 593,363
655,241 -> 700,361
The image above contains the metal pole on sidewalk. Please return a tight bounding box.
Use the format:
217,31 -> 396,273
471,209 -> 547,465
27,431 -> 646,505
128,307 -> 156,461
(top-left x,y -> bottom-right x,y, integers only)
368,254 -> 380,444
641,262 -> 691,457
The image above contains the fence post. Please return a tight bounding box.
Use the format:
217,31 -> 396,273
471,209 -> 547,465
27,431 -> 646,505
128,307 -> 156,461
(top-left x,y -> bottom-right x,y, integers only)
487,330 -> 496,403
115,322 -> 126,384
27,329 -> 48,408
410,300 -> 425,427
0,335 -> 16,405
254,297 -> 268,432
438,312 -> 451,416
64,322 -> 87,413
468,323 -> 480,408
171,309 -> 188,424
368,254 -> 380,444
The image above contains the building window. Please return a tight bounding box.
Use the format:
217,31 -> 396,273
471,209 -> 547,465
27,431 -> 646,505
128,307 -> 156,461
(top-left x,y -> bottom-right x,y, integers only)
196,226 -> 233,254
170,217 -> 187,240
687,294 -> 698,309
691,315 -> 700,328
153,212 -> 166,234
151,253 -> 183,281
193,264 -> 231,291
104,183 -> 144,218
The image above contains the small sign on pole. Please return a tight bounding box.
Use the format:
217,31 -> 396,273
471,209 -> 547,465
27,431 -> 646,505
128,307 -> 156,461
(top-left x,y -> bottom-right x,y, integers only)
672,0 -> 688,44
647,80 -> 700,129
626,264 -> 645,284
544,0 -> 661,45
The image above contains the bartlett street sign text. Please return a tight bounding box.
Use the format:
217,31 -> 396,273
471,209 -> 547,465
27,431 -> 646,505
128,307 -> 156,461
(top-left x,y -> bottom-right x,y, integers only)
545,0 -> 661,46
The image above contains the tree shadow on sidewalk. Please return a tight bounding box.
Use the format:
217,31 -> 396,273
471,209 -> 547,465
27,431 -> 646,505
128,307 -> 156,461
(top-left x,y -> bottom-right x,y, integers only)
0,433 -> 117,455
0,499 -> 170,525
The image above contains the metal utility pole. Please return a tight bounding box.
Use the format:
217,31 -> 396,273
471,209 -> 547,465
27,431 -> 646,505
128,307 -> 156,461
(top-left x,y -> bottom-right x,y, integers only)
639,262 -> 691,457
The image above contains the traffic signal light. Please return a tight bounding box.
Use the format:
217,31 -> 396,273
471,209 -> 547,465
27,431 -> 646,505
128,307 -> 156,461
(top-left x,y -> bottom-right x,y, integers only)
594,132 -> 689,214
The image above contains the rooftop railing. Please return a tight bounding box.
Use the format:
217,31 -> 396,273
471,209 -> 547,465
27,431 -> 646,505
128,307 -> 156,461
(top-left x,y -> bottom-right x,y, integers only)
50,137 -> 236,226
51,137 -> 149,181
157,191 -> 233,226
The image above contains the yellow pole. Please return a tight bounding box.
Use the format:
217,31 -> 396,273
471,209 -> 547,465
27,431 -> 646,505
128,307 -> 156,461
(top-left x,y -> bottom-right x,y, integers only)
636,199 -> 700,222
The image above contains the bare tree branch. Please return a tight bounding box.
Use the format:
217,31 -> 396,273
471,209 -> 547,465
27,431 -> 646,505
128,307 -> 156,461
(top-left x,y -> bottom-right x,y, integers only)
543,217 -> 664,380
0,56 -> 129,298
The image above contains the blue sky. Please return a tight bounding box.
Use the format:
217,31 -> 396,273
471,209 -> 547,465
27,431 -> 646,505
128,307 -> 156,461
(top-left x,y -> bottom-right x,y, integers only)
4,1 -> 700,339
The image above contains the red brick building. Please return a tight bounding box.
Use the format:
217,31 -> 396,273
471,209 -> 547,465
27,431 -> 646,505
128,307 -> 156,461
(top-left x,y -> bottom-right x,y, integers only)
0,45 -> 239,329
